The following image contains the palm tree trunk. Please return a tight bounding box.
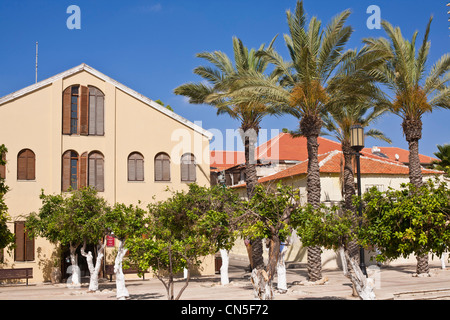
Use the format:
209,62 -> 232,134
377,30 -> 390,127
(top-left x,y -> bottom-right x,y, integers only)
403,118 -> 428,275
342,142 -> 360,261
301,114 -> 323,282
243,130 -> 265,270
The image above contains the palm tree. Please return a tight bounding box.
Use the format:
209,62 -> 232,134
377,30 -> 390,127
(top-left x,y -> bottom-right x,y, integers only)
432,144 -> 450,176
323,102 -> 391,214
364,17 -> 450,274
173,36 -> 278,271
226,1 -> 387,281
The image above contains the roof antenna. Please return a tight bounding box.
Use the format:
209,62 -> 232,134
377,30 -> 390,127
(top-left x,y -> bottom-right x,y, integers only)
35,41 -> 38,83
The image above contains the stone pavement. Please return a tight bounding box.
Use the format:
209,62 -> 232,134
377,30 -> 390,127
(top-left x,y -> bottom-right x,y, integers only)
1,255 -> 450,301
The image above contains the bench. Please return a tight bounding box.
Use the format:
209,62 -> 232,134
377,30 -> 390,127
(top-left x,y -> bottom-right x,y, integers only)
104,265 -> 148,282
0,268 -> 33,286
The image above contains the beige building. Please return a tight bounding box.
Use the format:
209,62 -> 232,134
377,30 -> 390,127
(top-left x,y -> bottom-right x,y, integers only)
0,63 -> 213,283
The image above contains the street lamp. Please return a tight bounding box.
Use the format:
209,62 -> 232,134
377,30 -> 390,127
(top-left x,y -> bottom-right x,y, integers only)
350,124 -> 367,276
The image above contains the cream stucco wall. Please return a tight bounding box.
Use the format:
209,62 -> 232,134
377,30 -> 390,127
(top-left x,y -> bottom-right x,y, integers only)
0,69 -> 212,283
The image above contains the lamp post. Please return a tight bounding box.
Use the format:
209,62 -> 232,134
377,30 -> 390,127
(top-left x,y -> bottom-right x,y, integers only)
350,124 -> 367,276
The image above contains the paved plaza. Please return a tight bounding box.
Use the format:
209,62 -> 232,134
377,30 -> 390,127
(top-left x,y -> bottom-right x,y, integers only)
1,255 -> 450,301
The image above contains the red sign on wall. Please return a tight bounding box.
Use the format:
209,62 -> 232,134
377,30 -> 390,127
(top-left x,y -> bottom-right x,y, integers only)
106,236 -> 115,247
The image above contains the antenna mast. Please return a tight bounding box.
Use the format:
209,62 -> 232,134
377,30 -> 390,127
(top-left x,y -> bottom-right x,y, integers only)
35,42 -> 38,83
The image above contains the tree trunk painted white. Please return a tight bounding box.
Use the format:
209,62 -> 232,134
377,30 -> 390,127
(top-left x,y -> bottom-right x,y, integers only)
251,268 -> 273,300
276,244 -> 288,292
114,239 -> 130,300
67,243 -> 81,288
441,252 -> 447,269
81,240 -> 105,292
219,249 -> 229,285
339,247 -> 348,275
343,250 -> 376,300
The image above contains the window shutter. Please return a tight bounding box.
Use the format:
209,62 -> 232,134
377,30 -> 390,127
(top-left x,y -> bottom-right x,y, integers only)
62,151 -> 71,191
89,157 -> 96,188
80,86 -> 89,135
25,229 -> 34,261
128,158 -> 136,181
189,157 -> 196,182
96,94 -> 104,135
135,159 -> 144,181
17,152 -> 26,180
162,158 -> 170,181
27,151 -> 35,180
181,160 -> 188,181
79,152 -> 88,188
89,88 -> 96,135
155,158 -> 162,181
96,158 -> 104,191
62,87 -> 72,134
14,222 -> 25,262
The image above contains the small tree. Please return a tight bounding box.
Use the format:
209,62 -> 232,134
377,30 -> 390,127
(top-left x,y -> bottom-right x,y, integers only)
104,202 -> 147,300
291,202 -> 376,299
359,179 -> 450,270
126,184 -> 239,300
26,187 -> 109,288
0,145 -> 14,256
240,184 -> 300,300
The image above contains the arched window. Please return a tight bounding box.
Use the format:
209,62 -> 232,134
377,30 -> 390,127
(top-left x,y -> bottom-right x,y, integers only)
128,152 -> 144,182
89,152 -> 104,191
88,86 -> 104,136
154,153 -> 170,182
180,153 -> 196,182
62,85 -> 104,136
62,150 -> 79,191
17,149 -> 35,180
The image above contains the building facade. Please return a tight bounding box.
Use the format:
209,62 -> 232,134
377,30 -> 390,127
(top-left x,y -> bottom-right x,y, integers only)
0,64 -> 213,283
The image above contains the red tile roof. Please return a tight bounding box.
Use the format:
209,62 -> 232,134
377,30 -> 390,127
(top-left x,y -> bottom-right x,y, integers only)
362,146 -> 437,164
232,150 -> 444,188
210,150 -> 245,171
256,132 -> 342,162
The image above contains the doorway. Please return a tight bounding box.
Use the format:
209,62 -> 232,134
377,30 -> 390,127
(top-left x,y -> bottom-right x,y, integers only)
61,243 -> 97,281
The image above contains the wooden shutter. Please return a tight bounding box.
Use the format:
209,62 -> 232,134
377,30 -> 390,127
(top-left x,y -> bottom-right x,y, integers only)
88,87 -> 105,136
62,87 -> 72,134
155,155 -> 162,181
27,151 -> 35,180
14,222 -> 25,262
96,93 -> 104,135
181,155 -> 189,181
17,149 -> 35,180
189,155 -> 196,182
79,152 -> 88,188
135,159 -> 144,181
89,87 -> 96,135
128,157 -> 136,181
80,86 -> 89,135
89,153 -> 104,191
62,151 -> 71,191
162,158 -> 170,181
96,157 -> 104,191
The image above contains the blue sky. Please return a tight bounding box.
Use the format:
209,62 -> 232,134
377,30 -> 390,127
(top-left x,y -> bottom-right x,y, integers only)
0,0 -> 448,157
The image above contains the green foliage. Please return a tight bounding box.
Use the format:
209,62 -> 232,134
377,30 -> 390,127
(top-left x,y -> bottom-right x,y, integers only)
359,179 -> 450,262
241,183 -> 299,242
0,145 -> 14,253
126,184 -> 240,276
433,144 -> 450,176
106,202 -> 146,241
291,203 -> 358,251
25,187 -> 110,247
